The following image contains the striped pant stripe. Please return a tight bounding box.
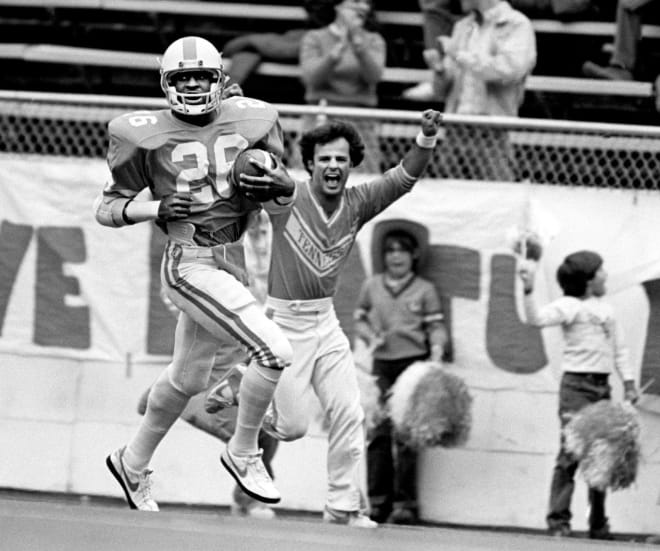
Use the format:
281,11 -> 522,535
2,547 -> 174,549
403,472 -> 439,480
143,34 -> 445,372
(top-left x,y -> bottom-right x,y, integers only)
163,243 -> 283,370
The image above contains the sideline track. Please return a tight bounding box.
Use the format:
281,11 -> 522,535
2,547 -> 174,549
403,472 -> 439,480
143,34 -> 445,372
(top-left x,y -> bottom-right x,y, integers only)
0,494 -> 651,551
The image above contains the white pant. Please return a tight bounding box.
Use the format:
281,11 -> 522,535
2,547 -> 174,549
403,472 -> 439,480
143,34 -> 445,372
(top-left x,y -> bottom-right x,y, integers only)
162,241 -> 292,394
265,296 -> 366,511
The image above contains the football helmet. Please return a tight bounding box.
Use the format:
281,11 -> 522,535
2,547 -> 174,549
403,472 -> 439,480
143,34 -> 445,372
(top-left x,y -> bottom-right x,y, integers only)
160,36 -> 226,116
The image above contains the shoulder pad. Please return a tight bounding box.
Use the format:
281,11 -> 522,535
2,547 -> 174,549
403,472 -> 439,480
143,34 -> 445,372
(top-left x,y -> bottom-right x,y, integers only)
221,96 -> 278,125
108,109 -> 172,147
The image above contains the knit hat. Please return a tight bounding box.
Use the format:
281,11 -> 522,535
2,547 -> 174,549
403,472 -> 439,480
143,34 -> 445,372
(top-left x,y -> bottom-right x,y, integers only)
556,250 -> 603,297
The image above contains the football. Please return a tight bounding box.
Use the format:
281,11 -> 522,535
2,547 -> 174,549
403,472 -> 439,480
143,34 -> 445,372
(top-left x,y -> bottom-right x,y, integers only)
231,148 -> 278,202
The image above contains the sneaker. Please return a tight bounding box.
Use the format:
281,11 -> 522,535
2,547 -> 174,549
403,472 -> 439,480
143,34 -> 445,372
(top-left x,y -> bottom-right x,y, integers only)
231,500 -> 277,520
423,48 -> 443,72
105,446 -> 159,511
204,363 -> 246,413
402,81 -> 436,102
589,525 -> 614,540
582,61 -> 633,81
549,525 -> 571,538
260,402 -> 282,440
323,506 -> 378,528
386,507 -> 418,525
221,447 -> 281,504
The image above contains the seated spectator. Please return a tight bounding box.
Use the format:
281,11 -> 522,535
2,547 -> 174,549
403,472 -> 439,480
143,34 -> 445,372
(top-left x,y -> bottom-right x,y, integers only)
582,0 -> 658,81
299,0 -> 386,172
222,1 -> 335,88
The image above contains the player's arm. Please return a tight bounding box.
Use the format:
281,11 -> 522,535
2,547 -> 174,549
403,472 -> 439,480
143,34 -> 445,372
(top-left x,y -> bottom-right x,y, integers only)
400,109 -> 443,179
95,182 -> 193,227
94,121 -> 192,227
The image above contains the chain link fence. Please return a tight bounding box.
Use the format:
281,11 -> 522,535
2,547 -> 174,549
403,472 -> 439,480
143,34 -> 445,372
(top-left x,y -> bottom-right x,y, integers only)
1,91 -> 659,188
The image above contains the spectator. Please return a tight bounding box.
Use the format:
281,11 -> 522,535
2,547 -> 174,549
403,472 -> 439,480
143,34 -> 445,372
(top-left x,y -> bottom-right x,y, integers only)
402,0 -> 462,102
206,110 -> 444,528
299,0 -> 386,173
222,1 -> 335,89
518,250 -> 638,539
354,226 -> 448,524
432,0 -> 536,181
582,0 -> 659,81
437,0 -> 537,116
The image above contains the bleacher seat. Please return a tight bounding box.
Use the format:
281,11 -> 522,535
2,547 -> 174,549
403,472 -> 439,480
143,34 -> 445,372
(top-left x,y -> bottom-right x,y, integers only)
0,0 -> 658,124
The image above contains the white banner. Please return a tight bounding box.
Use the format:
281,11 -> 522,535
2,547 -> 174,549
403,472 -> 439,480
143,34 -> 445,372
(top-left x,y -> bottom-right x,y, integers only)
1,156 -> 659,403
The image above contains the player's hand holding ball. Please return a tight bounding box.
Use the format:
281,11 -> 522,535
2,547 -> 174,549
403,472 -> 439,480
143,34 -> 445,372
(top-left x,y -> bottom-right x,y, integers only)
231,148 -> 295,202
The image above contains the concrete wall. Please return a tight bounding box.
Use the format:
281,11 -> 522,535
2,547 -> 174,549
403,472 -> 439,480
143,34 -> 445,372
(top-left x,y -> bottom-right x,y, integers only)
1,352 -> 658,532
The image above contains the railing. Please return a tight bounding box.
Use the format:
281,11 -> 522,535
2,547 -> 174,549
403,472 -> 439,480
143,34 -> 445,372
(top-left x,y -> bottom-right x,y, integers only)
1,90 -> 659,188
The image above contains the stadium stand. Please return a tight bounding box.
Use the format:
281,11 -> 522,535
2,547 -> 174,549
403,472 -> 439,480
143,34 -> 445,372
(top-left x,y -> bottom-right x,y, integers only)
0,0 -> 658,123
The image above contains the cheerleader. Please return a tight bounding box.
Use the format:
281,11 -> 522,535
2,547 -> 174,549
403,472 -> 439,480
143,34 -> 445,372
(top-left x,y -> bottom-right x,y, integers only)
519,250 -> 638,539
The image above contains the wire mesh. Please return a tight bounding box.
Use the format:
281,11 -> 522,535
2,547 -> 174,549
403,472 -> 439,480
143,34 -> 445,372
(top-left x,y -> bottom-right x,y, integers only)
1,92 -> 659,188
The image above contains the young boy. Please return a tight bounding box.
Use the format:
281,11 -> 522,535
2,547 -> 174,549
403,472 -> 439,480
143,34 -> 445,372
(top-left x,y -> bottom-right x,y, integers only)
354,227 -> 448,524
519,250 -> 638,539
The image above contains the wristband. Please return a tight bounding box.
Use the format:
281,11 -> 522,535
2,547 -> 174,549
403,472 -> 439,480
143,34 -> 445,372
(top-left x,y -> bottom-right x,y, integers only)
121,198 -> 136,225
416,131 -> 437,149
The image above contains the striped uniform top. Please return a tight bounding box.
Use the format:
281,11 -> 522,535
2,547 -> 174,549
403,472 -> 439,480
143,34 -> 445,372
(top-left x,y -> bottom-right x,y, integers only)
268,164 -> 417,300
100,96 -> 284,246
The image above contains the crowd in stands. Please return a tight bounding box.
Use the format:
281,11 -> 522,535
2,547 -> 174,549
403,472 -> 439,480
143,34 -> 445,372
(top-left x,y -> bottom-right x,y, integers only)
0,0 -> 658,119
214,0 -> 659,117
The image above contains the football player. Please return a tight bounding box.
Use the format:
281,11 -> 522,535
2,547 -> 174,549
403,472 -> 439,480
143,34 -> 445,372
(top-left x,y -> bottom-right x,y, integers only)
95,36 -> 296,511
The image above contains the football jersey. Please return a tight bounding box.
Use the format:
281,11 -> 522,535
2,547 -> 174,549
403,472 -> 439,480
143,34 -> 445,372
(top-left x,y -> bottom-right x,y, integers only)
104,96 -> 283,246
268,164 -> 417,300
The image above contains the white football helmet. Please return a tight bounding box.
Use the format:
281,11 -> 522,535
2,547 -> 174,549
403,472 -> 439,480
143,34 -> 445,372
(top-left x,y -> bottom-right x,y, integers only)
160,36 -> 226,116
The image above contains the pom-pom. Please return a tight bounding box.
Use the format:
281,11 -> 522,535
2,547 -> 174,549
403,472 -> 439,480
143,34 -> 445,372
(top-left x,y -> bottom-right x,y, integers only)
388,361 -> 472,449
231,148 -> 277,202
388,361 -> 434,432
564,401 -> 641,492
505,228 -> 543,261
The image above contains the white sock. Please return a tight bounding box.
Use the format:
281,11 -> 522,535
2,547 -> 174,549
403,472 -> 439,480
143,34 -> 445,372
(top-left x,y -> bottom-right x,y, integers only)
123,369 -> 190,472
229,363 -> 281,456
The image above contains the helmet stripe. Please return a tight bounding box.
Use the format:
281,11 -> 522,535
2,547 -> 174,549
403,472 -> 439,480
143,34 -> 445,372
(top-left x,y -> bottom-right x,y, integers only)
182,37 -> 197,61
